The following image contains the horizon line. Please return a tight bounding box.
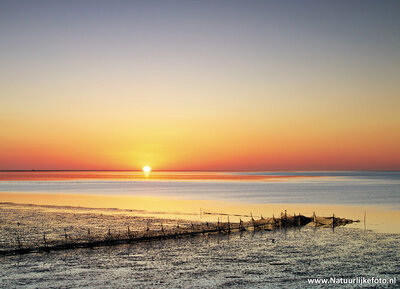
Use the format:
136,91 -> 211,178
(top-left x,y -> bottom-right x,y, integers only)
0,169 -> 399,173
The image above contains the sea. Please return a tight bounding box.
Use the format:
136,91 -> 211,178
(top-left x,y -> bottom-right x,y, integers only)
0,171 -> 399,288
1,171 -> 400,206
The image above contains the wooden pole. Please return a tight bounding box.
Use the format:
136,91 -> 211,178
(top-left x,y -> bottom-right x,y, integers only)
364,210 -> 367,231
17,222 -> 22,249
251,213 -> 256,231
161,223 -> 165,237
313,211 -> 316,227
283,210 -> 287,227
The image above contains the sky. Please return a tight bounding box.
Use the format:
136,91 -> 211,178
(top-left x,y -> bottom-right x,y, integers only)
1,0 -> 400,171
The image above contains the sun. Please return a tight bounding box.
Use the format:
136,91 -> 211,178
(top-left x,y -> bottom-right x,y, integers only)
142,166 -> 152,173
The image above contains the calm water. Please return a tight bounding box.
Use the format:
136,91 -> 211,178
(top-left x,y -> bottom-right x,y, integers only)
1,171 -> 400,207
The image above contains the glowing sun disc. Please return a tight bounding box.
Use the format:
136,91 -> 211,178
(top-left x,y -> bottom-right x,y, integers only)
142,166 -> 151,173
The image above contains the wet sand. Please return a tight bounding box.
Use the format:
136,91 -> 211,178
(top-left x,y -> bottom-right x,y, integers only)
1,192 -> 399,233
1,192 -> 399,288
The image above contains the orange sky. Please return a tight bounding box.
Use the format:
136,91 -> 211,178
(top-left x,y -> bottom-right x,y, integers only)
1,1 -> 400,171
1,113 -> 399,170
